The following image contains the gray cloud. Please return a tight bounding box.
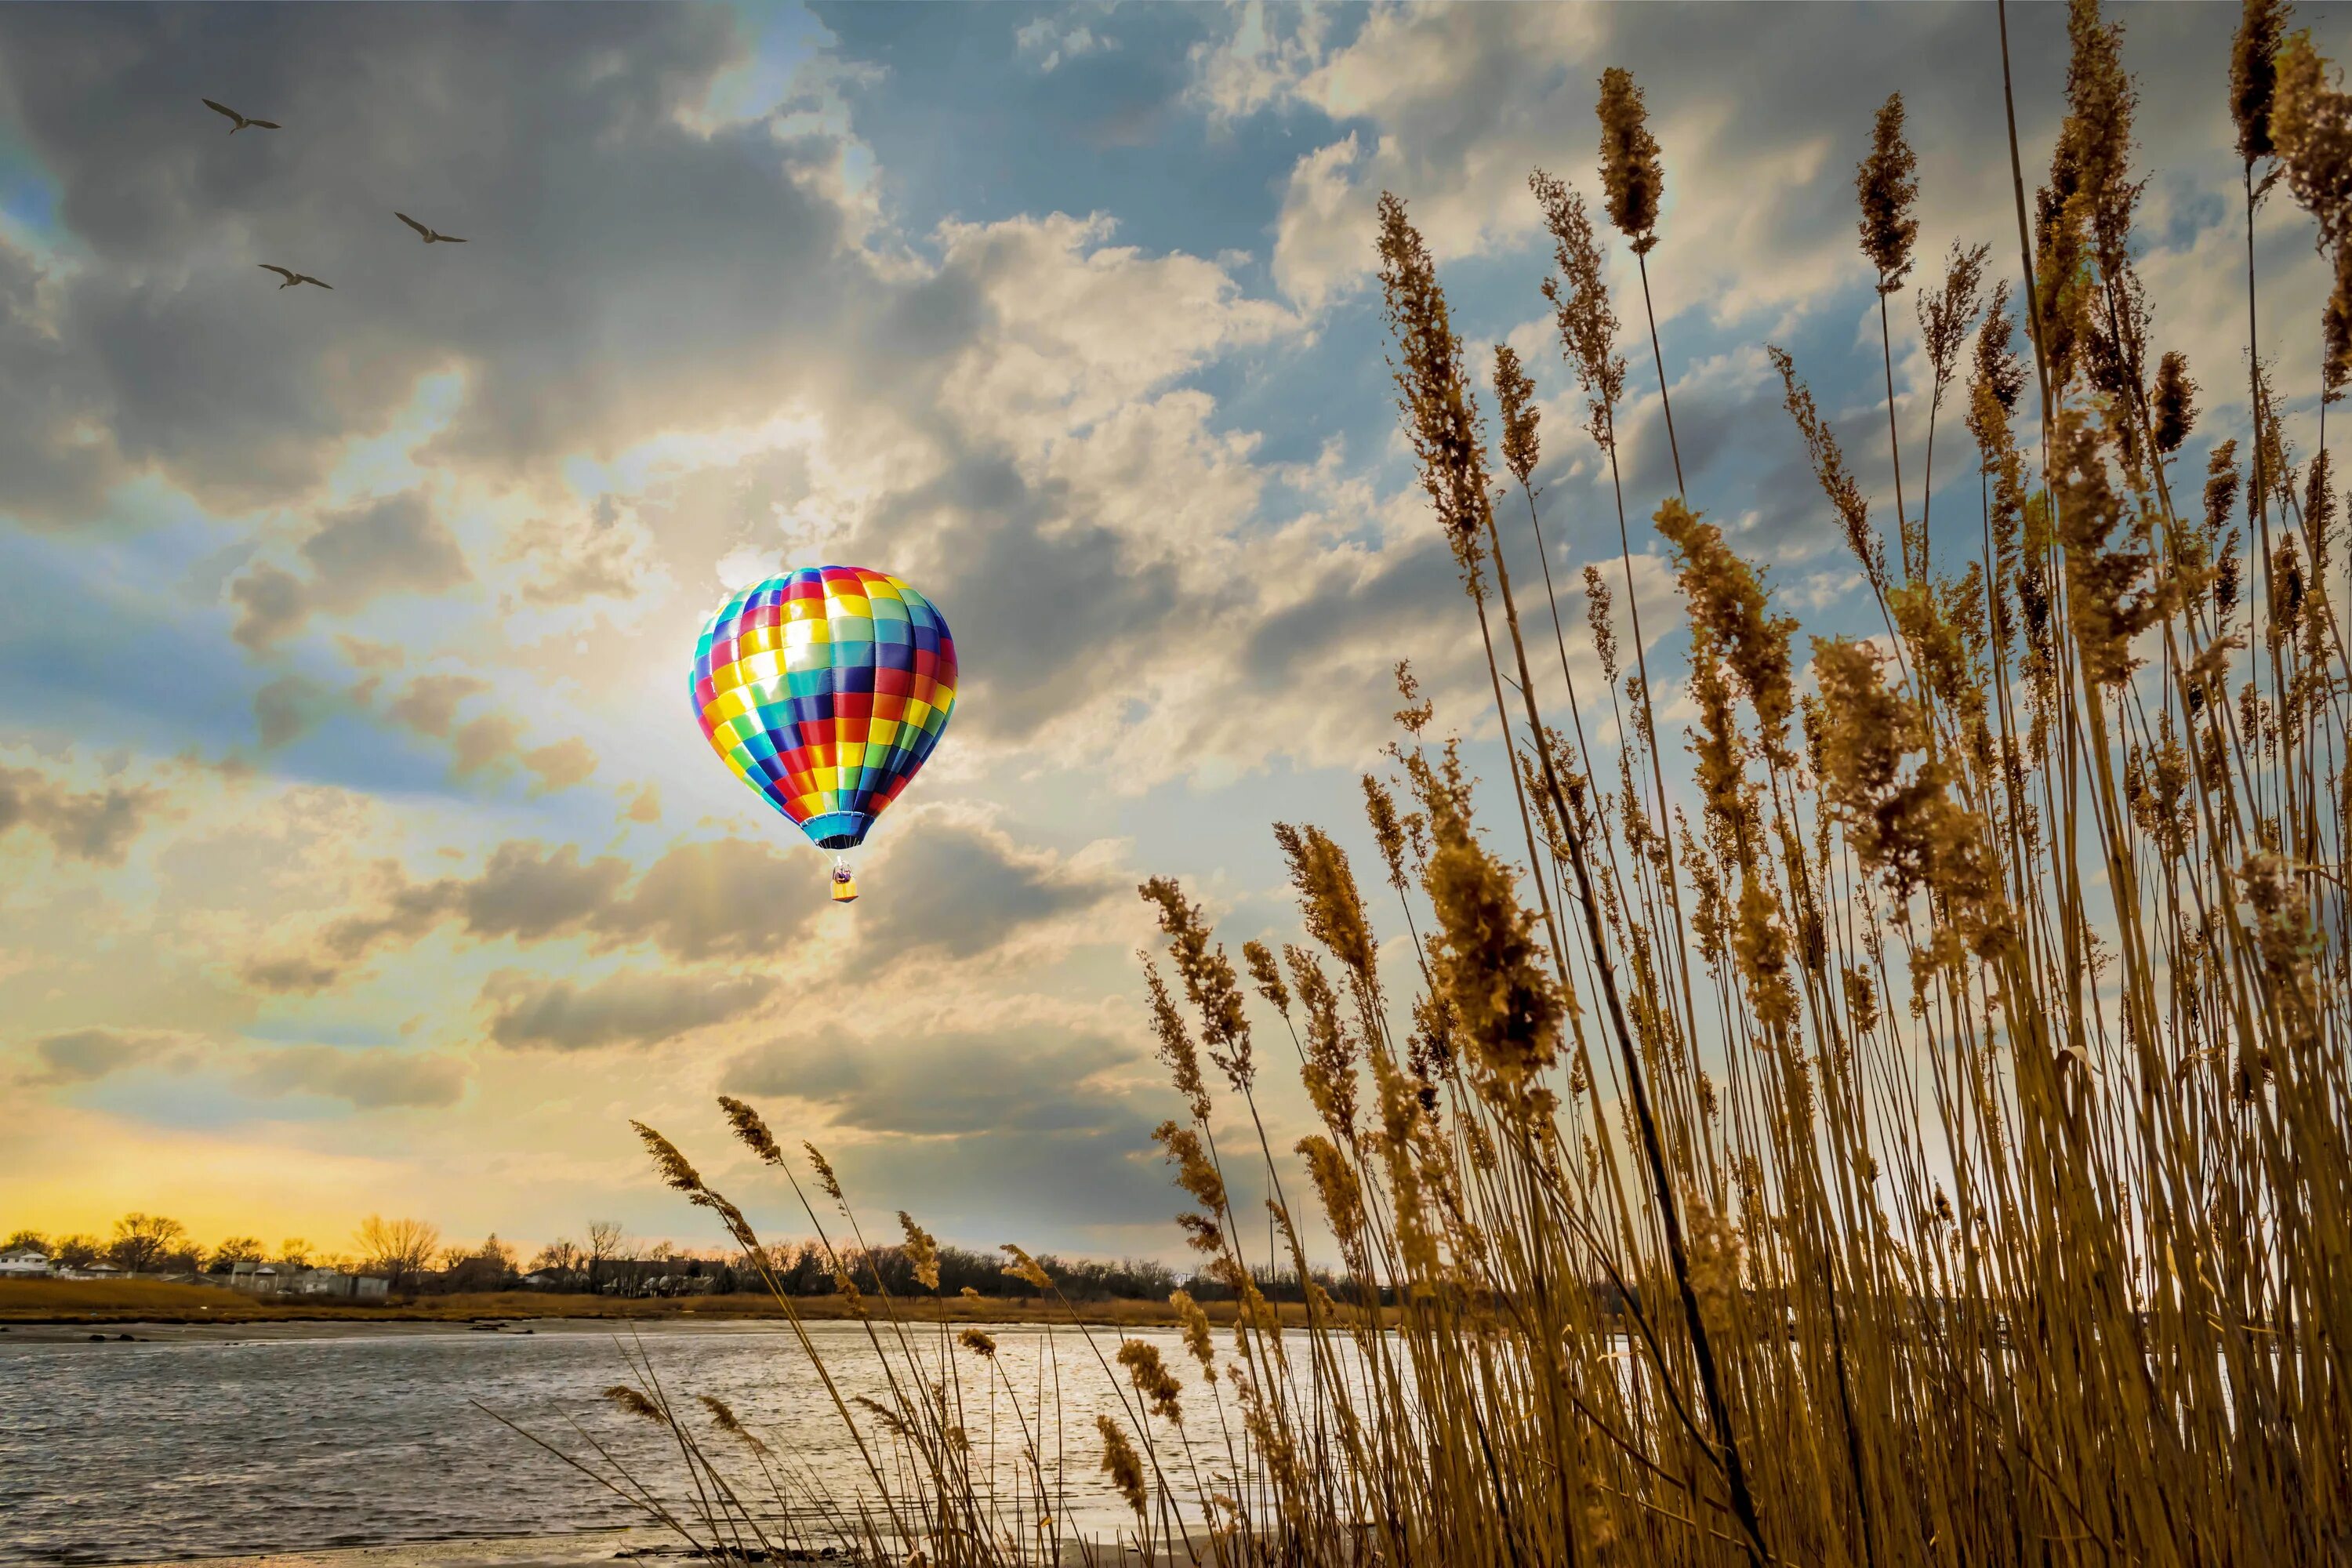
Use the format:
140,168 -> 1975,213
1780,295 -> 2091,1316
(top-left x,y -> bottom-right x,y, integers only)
521,739 -> 598,795
31,1027 -> 165,1084
239,1044 -> 469,1109
727,1027 -> 1145,1138
227,491 -> 470,651
241,834 -> 822,992
21,1026 -> 465,1109
386,673 -> 490,739
300,492 -> 467,601
0,5 -> 877,511
485,969 -> 775,1052
860,815 -> 1128,961
252,673 -> 332,748
0,763 -> 157,865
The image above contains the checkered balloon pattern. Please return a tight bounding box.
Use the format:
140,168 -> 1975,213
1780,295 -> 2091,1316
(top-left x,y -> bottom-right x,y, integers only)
690,566 -> 958,852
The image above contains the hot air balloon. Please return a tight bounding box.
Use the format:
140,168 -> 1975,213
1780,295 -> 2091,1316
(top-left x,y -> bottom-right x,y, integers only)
690,565 -> 958,901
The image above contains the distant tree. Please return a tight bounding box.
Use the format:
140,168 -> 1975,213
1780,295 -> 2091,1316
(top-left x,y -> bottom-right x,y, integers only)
586,1219 -> 625,1290
354,1214 -> 441,1293
158,1241 -> 208,1277
531,1238 -> 582,1277
107,1213 -> 187,1273
278,1238 -> 314,1269
441,1233 -> 518,1294
213,1236 -> 266,1265
2,1228 -> 47,1253
53,1234 -> 101,1269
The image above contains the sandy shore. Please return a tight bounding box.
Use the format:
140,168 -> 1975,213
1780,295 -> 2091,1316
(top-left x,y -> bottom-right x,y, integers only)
108,1534 -> 677,1568
0,1316 -> 868,1345
109,1528 -> 1187,1567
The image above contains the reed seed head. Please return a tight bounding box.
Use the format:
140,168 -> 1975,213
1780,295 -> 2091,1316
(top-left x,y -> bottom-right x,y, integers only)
804,1142 -> 844,1203
1595,67 -> 1664,252
1241,938 -> 1290,1018
604,1385 -> 665,1424
1493,343 -> 1541,488
2151,350 -> 2197,456
1377,191 -> 1493,583
1117,1338 -> 1185,1425
1169,1288 -> 1216,1370
2233,0 -> 2291,166
1143,957 -> 1213,1123
1856,93 -> 1921,291
1096,1415 -> 1149,1517
717,1095 -> 786,1166
897,1211 -> 940,1290
1000,1244 -> 1052,1294
631,1122 -> 704,1195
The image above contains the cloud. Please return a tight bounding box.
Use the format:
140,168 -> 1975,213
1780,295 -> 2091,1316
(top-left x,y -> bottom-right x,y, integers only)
727,1025 -> 1144,1138
240,835 -> 821,992
229,562 -> 310,652
29,1027 -> 170,1084
1015,14 -> 1109,74
484,968 -> 775,1052
19,1025 -> 466,1109
597,837 -> 832,962
861,813 -> 1132,961
238,1044 -> 469,1110
449,713 -> 523,779
386,673 -> 489,739
0,5 -> 882,510
252,673 -> 334,749
0,761 -> 157,865
521,739 -> 597,795
227,492 -> 470,652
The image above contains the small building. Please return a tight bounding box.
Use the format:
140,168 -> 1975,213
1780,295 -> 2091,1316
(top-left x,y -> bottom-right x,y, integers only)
0,1246 -> 53,1276
285,1268 -> 390,1300
227,1261 -> 285,1296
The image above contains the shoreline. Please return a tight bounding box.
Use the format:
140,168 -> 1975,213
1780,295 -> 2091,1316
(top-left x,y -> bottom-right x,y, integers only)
102,1532 -> 671,1568
0,1283 -> 1321,1335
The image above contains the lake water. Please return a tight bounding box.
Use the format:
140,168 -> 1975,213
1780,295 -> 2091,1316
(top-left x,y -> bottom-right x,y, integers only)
0,1320 -> 1252,1565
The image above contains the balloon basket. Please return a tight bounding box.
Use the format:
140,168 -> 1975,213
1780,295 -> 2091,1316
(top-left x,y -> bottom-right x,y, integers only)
830,860 -> 858,905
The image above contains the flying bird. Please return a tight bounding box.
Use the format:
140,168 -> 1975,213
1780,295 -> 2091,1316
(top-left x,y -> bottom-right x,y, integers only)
258,264 -> 332,291
395,212 -> 466,245
202,99 -> 281,134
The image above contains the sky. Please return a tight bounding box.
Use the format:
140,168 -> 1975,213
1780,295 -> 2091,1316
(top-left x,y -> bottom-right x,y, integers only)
0,1 -> 2343,1267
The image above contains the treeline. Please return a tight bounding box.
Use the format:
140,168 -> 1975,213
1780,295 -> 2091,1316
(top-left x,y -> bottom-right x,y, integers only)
2,1216 -> 1357,1305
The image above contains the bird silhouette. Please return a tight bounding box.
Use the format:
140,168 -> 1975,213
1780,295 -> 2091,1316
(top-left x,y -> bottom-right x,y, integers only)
202,99 -> 281,134
259,265 -> 332,291
395,212 -> 467,245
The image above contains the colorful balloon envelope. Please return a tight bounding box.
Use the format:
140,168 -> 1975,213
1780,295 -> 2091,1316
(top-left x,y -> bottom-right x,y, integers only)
690,566 -> 958,877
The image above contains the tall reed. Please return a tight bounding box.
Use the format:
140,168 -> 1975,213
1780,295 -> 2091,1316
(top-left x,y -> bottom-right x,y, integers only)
606,5 -> 2350,1562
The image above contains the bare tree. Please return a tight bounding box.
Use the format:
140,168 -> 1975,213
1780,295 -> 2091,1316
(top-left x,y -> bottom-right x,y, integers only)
53,1234 -> 100,1269
531,1237 -> 583,1277
213,1236 -> 266,1266
585,1219 -> 624,1292
278,1237 -> 314,1269
107,1213 -> 186,1273
2,1228 -> 47,1253
354,1214 -> 441,1294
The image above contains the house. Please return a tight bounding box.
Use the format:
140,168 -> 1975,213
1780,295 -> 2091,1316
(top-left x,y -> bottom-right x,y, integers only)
227,1261 -> 285,1296
285,1268 -> 390,1300
0,1246 -> 52,1276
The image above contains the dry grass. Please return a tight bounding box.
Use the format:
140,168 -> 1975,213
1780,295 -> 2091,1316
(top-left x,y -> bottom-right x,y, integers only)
590,5 -> 2347,1564
0,1279 -> 1294,1329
